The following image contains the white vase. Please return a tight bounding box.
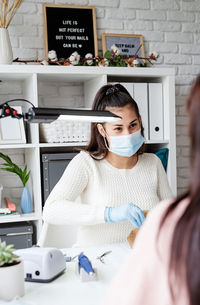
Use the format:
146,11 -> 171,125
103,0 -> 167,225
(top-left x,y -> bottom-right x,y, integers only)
0,28 -> 13,65
0,261 -> 24,301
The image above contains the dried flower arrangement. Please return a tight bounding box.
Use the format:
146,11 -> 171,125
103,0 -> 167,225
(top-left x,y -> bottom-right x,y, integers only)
0,0 -> 23,28
13,44 -> 159,67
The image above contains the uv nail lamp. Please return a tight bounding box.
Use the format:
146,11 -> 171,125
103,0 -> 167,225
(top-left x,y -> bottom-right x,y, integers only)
14,247 -> 66,283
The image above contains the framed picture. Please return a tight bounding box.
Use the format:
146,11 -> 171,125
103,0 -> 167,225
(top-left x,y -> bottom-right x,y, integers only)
102,33 -> 145,62
43,4 -> 98,61
0,106 -> 26,144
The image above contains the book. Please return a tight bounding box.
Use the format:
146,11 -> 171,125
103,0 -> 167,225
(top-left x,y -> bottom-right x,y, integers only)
0,209 -> 20,216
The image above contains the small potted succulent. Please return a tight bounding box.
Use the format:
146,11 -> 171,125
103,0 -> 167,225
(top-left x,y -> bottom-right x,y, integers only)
0,241 -> 24,300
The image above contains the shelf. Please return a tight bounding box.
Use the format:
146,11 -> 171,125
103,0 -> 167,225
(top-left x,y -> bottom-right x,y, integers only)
0,143 -> 88,149
0,213 -> 40,223
145,140 -> 169,144
39,141 -> 169,147
0,66 -> 177,236
0,141 -> 169,149
0,64 -> 175,76
39,142 -> 88,147
0,144 -> 36,149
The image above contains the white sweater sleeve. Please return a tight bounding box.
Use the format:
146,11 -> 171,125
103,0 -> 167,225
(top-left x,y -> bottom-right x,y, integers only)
42,153 -> 105,226
156,155 -> 174,200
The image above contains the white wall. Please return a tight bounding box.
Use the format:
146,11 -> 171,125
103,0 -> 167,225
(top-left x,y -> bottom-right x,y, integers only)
1,0 -> 199,196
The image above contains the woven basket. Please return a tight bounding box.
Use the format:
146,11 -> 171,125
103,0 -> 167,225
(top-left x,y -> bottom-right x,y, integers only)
39,121 -> 91,143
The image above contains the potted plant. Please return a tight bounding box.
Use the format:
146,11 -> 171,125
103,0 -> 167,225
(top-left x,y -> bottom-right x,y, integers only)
0,152 -> 32,213
0,241 -> 24,300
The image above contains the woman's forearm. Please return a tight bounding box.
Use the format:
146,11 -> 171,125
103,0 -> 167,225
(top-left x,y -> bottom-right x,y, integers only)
42,199 -> 105,226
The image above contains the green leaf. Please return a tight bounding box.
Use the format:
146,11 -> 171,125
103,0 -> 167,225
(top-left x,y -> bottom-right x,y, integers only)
104,50 -> 112,59
1,163 -> 12,167
0,241 -> 18,266
23,170 -> 31,187
0,153 -> 13,166
21,166 -> 27,182
13,163 -> 23,175
0,167 -> 16,174
115,55 -> 122,60
0,152 -> 30,186
21,166 -> 30,186
121,61 -> 126,67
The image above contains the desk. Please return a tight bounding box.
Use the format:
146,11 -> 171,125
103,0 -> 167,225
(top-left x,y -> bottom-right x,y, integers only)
1,243 -> 132,305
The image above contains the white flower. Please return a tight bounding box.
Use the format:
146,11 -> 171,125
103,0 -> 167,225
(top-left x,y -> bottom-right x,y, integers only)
41,60 -> 49,65
150,51 -> 158,58
48,50 -> 58,62
98,58 -> 109,67
126,58 -> 134,67
133,59 -> 139,66
69,51 -> 80,65
85,53 -> 93,65
110,44 -> 121,56
149,51 -> 159,60
127,62 -> 133,68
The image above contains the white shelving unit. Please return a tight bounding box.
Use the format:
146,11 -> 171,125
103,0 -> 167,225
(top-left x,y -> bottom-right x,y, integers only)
0,65 -> 176,242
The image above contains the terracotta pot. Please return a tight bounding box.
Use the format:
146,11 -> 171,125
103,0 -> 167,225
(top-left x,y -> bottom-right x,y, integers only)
0,260 -> 24,301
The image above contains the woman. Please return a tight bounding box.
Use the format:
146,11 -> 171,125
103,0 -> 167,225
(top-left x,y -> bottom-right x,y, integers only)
101,77 -> 200,305
42,84 -> 172,247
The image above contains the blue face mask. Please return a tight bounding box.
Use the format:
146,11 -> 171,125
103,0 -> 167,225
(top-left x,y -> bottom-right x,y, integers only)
104,129 -> 145,157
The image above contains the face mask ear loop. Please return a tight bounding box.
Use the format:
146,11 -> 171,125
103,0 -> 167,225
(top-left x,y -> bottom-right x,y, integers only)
103,136 -> 110,150
101,126 -> 110,151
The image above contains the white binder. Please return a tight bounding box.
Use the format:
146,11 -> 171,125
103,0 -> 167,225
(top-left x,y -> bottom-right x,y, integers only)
133,83 -> 149,140
120,82 -> 149,140
120,82 -> 134,97
148,83 -> 163,140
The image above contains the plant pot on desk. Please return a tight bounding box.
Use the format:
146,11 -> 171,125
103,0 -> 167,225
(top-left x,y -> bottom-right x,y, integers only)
0,261 -> 24,301
21,186 -> 32,214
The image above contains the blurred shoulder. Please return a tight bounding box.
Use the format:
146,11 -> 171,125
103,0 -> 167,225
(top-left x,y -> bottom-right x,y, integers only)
133,198 -> 174,248
147,196 -> 190,222
146,198 -> 174,223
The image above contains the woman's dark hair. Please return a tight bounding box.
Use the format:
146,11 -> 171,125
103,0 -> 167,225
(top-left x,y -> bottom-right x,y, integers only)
84,83 -> 145,159
158,75 -> 200,305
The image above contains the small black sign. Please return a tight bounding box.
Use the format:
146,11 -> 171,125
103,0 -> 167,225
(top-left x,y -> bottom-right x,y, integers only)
43,4 -> 98,61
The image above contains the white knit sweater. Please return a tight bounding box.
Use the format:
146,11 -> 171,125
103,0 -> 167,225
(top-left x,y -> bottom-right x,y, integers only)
43,151 -> 173,247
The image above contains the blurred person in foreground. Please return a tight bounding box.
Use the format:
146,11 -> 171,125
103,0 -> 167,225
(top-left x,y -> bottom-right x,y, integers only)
102,76 -> 200,305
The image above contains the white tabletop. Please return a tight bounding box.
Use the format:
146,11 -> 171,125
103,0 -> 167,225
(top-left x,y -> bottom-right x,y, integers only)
7,242 -> 132,305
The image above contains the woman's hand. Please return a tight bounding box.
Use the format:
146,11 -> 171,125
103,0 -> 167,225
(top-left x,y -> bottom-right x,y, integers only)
105,203 -> 145,227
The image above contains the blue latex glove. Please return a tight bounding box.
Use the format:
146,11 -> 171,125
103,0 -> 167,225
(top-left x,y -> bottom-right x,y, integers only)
105,203 -> 145,228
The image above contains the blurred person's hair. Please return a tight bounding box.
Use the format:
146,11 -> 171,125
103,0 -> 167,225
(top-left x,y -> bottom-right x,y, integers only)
159,75 -> 200,305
